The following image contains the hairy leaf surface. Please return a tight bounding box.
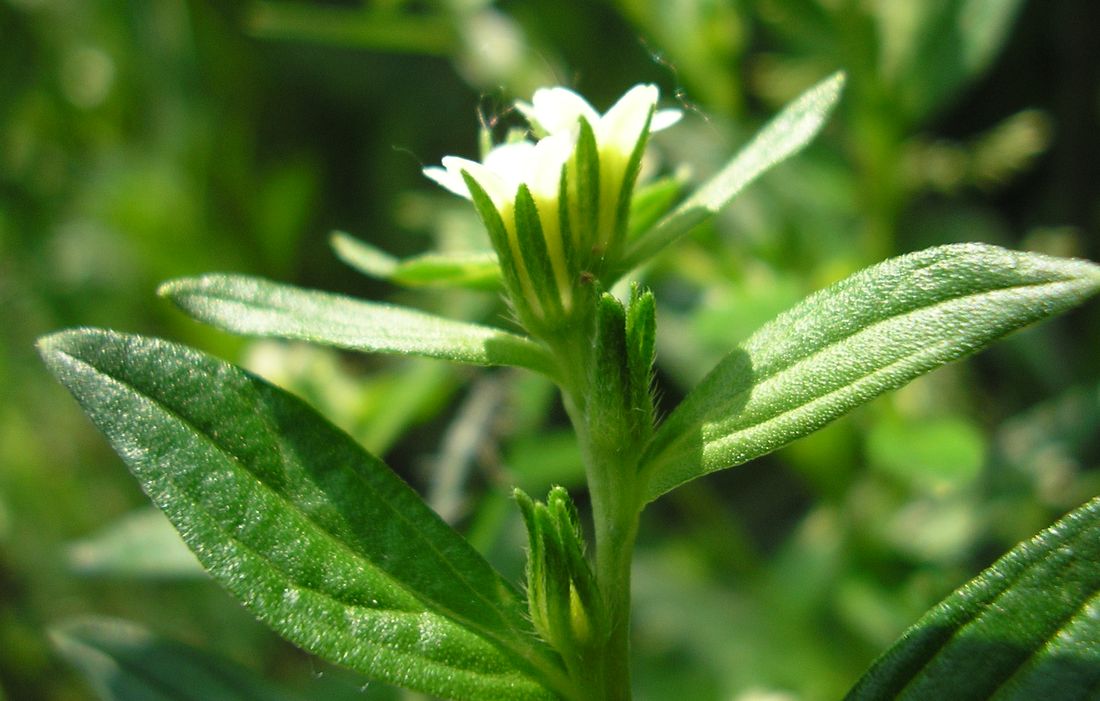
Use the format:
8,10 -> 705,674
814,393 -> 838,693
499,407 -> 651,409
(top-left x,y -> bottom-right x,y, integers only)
39,329 -> 565,701
331,232 -> 501,291
642,244 -> 1100,501
846,495 -> 1100,700
159,275 -> 552,375
618,71 -> 845,274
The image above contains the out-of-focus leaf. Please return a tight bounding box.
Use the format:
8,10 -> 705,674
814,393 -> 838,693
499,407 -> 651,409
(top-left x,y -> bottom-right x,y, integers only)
866,416 -> 985,490
248,2 -> 458,56
51,616 -> 306,701
331,232 -> 501,291
641,244 -> 1100,501
506,431 -> 586,493
877,0 -> 1026,121
159,275 -> 553,375
846,494 -> 1100,700
627,176 -> 684,241
67,507 -> 204,579
38,329 -> 568,701
618,71 -> 845,274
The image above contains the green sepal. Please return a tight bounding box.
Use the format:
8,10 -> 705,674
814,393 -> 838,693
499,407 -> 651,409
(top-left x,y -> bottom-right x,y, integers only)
625,285 -> 657,439
546,487 -> 602,646
557,162 -> 578,292
514,489 -> 549,641
573,116 -> 600,257
533,502 -> 573,655
610,107 -> 655,257
514,183 -> 565,325
589,292 -> 630,446
462,171 -> 529,317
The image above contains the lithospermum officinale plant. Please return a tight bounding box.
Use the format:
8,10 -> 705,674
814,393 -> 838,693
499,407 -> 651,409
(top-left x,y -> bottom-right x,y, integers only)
40,73 -> 1100,700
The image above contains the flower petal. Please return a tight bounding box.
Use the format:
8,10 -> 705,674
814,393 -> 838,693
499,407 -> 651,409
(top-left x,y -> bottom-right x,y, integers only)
597,83 -> 659,156
444,156 -> 513,207
527,133 -> 574,201
651,108 -> 682,132
527,87 -> 600,136
423,164 -> 470,199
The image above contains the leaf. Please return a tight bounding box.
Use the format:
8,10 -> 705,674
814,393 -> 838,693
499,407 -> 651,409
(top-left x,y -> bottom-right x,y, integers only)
67,507 -> 205,579
158,274 -> 554,376
845,494 -> 1100,700
38,329 -> 568,701
248,2 -> 457,56
330,232 -> 501,291
616,71 -> 845,275
641,244 -> 1100,501
877,0 -> 1026,122
51,616 -> 307,701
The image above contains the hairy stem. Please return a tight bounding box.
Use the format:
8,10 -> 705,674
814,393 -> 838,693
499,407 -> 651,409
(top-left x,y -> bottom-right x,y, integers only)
556,329 -> 645,701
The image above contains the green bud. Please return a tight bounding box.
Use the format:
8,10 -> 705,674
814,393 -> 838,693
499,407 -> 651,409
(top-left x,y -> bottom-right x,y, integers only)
515,487 -> 604,665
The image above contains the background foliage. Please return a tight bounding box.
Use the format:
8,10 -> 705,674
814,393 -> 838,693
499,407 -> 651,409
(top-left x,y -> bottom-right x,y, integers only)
3,0 -> 1099,699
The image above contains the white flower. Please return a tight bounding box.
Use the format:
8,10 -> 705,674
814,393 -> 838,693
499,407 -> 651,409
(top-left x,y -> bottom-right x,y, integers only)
516,84 -> 681,156
423,84 -> 681,335
423,133 -> 573,210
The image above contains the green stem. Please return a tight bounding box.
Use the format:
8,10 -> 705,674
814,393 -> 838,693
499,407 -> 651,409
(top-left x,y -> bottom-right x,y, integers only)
555,334 -> 644,700
589,468 -> 640,701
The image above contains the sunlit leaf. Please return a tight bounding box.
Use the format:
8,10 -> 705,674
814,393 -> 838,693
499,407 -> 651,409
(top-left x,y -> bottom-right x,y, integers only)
39,329 -> 568,701
331,232 -> 501,291
846,494 -> 1100,700
642,244 -> 1100,501
617,71 -> 845,274
159,275 -> 553,375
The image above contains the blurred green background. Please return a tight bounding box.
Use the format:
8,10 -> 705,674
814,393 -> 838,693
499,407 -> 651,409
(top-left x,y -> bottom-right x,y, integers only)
3,0 -> 1099,699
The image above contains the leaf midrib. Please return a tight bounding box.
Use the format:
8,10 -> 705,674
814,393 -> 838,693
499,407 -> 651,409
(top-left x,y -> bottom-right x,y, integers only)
646,276 -> 1080,493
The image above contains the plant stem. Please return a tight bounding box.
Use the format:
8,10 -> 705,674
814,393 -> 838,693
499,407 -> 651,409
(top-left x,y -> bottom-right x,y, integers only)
589,470 -> 639,701
550,318 -> 647,700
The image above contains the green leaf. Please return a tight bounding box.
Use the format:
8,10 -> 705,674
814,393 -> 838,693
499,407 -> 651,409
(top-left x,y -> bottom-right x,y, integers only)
38,329 -> 567,701
627,175 -> 683,241
67,507 -> 205,579
617,71 -> 845,274
158,274 -> 554,376
877,0 -> 1026,122
248,2 -> 458,56
642,244 -> 1100,501
51,616 -> 307,701
845,494 -> 1100,700
330,232 -> 501,291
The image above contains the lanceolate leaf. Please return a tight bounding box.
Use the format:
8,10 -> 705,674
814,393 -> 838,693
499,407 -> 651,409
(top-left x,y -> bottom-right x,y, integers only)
641,244 -> 1100,501
617,71 -> 845,275
846,495 -> 1100,700
51,616 -> 308,701
331,232 -> 501,291
158,275 -> 553,376
38,330 -> 568,701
